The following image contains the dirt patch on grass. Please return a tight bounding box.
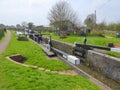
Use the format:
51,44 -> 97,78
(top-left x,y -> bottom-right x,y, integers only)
9,54 -> 26,63
58,70 -> 77,75
46,56 -> 59,60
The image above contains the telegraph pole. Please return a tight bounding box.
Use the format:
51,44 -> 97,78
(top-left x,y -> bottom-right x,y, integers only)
95,10 -> 96,29
95,10 -> 96,24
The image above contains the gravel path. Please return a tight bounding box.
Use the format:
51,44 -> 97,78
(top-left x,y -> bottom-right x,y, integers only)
0,30 -> 11,54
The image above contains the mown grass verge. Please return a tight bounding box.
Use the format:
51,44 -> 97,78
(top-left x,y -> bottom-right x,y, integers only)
3,32 -> 71,71
0,31 -> 100,90
51,34 -> 120,46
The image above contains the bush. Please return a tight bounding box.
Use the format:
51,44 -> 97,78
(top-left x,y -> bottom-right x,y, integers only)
17,36 -> 28,41
91,30 -> 104,37
104,30 -> 116,37
60,31 -> 67,38
0,28 -> 5,40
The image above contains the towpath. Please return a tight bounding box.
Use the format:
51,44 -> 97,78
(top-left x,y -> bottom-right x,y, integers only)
0,30 -> 11,54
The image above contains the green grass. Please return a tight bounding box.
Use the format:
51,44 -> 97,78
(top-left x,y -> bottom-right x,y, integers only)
0,60 -> 100,90
3,32 -> 71,71
51,34 -> 120,46
106,51 -> 120,58
0,31 -> 100,90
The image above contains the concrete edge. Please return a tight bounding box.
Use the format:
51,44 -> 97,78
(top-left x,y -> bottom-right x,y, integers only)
88,50 -> 120,62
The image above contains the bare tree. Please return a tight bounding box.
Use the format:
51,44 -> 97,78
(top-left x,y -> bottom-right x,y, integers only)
16,24 -> 23,31
84,14 -> 96,30
21,21 -> 28,29
28,22 -> 34,30
48,1 -> 79,32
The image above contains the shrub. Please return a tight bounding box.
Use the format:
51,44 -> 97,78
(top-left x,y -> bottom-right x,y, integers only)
17,36 -> 28,41
60,31 -> 67,38
0,28 -> 5,40
104,30 -> 116,37
91,30 -> 104,37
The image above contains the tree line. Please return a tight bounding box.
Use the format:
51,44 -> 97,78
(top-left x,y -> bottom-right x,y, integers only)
97,22 -> 120,31
48,1 -> 120,33
1,0 -> 119,36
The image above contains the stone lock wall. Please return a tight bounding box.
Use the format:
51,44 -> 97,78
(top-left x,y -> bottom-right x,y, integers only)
41,37 -> 74,55
51,40 -> 74,55
86,50 -> 120,83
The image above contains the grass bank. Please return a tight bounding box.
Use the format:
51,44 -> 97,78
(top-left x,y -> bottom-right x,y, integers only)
4,32 -> 71,71
50,34 -> 120,46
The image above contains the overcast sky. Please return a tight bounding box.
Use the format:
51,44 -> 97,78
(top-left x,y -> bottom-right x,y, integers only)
0,0 -> 120,26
